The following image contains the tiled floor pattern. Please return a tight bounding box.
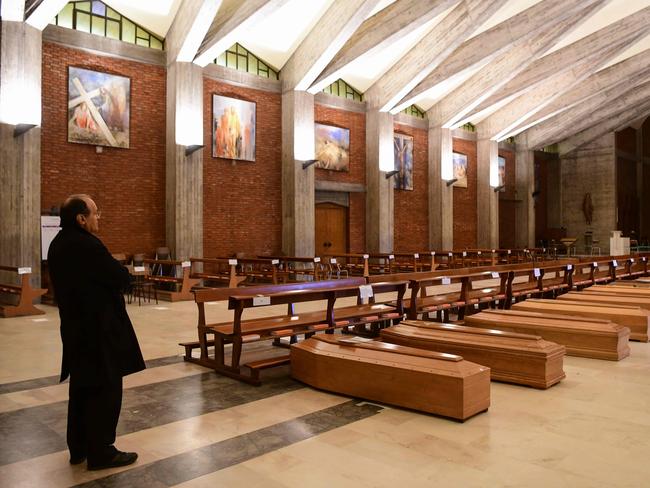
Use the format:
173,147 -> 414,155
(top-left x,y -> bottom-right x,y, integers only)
1,298 -> 649,487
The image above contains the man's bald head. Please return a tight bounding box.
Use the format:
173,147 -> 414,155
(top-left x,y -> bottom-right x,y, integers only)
60,194 -> 98,233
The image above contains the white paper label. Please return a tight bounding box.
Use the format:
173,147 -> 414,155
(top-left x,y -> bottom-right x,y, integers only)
253,295 -> 270,306
228,259 -> 237,266
593,262 -> 598,268
533,268 -> 541,278
477,251 -> 481,255
271,259 -> 279,265
17,267 -> 31,274
613,260 -> 618,267
441,277 -> 451,285
448,252 -> 453,257
363,254 -> 369,259
181,261 -> 191,268
359,284 -> 374,299
491,272 -> 499,279
331,258 -> 337,264
507,250 -> 512,255
567,264 -> 573,271
134,266 -> 145,273
414,253 -> 419,259
314,257 -> 321,263
630,258 -> 635,263
431,251 -> 435,256
462,251 -> 467,257
491,249 -> 495,253
388,254 -> 394,260
643,257 -> 647,262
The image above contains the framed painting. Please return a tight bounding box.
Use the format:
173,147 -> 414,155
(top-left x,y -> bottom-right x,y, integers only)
452,152 -> 468,188
393,133 -> 413,191
314,123 -> 350,171
212,94 -> 256,161
498,156 -> 506,191
68,67 -> 130,148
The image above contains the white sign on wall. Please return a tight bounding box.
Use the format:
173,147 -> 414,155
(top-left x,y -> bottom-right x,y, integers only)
41,216 -> 61,260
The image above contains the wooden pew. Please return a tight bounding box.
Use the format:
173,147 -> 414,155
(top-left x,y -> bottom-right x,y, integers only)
323,253 -> 369,277
144,259 -> 201,301
511,298 -> 649,342
380,320 -> 566,389
624,256 -> 648,279
581,284 -> 650,298
182,278 -> 406,384
465,309 -> 631,360
291,335 -> 491,421
260,255 -> 325,282
191,257 -> 281,288
0,265 -> 47,318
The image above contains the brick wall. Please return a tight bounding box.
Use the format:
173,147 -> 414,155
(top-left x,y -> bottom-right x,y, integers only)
498,149 -> 516,248
393,123 -> 428,252
203,79 -> 282,257
314,104 -> 366,252
452,138 -> 477,248
41,42 -> 166,256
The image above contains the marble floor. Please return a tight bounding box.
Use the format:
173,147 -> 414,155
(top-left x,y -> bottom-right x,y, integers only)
1,297 -> 649,487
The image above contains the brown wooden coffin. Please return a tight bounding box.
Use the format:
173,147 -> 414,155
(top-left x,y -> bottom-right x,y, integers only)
290,335 -> 490,421
464,309 -> 631,360
583,285 -> 650,298
513,298 -> 649,342
380,320 -> 565,389
557,291 -> 650,311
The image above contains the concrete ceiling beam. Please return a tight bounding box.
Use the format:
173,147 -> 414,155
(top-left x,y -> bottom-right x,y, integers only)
468,6 -> 650,125
193,0 -> 288,67
526,76 -> 650,149
310,0 -> 458,93
165,0 -> 224,65
24,0 -> 68,30
363,0 -> 507,112
281,0 -> 382,92
479,30 -> 649,141
558,101 -> 650,156
395,0 -> 606,113
508,48 -> 650,136
429,0 -> 605,128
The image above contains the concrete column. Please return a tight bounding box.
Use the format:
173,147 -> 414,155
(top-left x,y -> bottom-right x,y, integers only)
476,137 -> 499,248
365,110 -> 394,253
427,124 -> 453,249
514,138 -> 535,248
0,21 -> 42,287
281,90 -> 315,256
546,157 -> 562,229
165,62 -> 203,261
636,127 -> 645,240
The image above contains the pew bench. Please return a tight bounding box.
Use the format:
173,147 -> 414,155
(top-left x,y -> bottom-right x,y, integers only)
191,257 -> 281,288
0,266 -> 47,318
181,278 -> 406,384
144,259 -> 200,301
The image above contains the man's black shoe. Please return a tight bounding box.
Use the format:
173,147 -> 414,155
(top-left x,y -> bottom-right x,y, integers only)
87,451 -> 138,471
69,455 -> 86,465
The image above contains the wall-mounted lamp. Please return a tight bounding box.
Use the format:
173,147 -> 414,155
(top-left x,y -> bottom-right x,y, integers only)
301,159 -> 319,170
445,178 -> 458,187
185,144 -> 204,156
385,170 -> 399,179
493,185 -> 505,193
13,124 -> 37,137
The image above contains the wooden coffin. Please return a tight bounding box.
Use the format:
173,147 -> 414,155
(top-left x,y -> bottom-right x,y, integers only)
557,291 -> 650,311
514,298 -> 649,342
583,285 -> 650,298
290,335 -> 490,421
464,309 -> 631,360
380,320 -> 565,389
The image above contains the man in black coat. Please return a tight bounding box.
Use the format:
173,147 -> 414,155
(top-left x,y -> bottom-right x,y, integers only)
48,194 -> 145,470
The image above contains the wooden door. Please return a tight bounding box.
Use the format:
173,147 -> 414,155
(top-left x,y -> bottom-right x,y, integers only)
315,203 -> 348,256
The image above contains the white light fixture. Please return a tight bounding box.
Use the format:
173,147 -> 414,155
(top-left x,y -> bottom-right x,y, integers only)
25,0 -> 69,30
175,103 -> 202,147
489,152 -> 500,188
441,151 -> 454,182
378,136 -> 394,172
294,123 -> 315,161
0,78 -> 42,126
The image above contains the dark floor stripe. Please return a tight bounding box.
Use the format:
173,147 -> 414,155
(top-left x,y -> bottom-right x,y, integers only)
0,355 -> 184,395
0,367 -> 300,466
74,400 -> 382,488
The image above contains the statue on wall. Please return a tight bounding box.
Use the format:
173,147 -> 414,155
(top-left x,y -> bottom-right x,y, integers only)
582,192 -> 594,225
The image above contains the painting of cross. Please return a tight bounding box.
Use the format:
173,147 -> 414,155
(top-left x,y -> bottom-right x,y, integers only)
67,67 -> 130,148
